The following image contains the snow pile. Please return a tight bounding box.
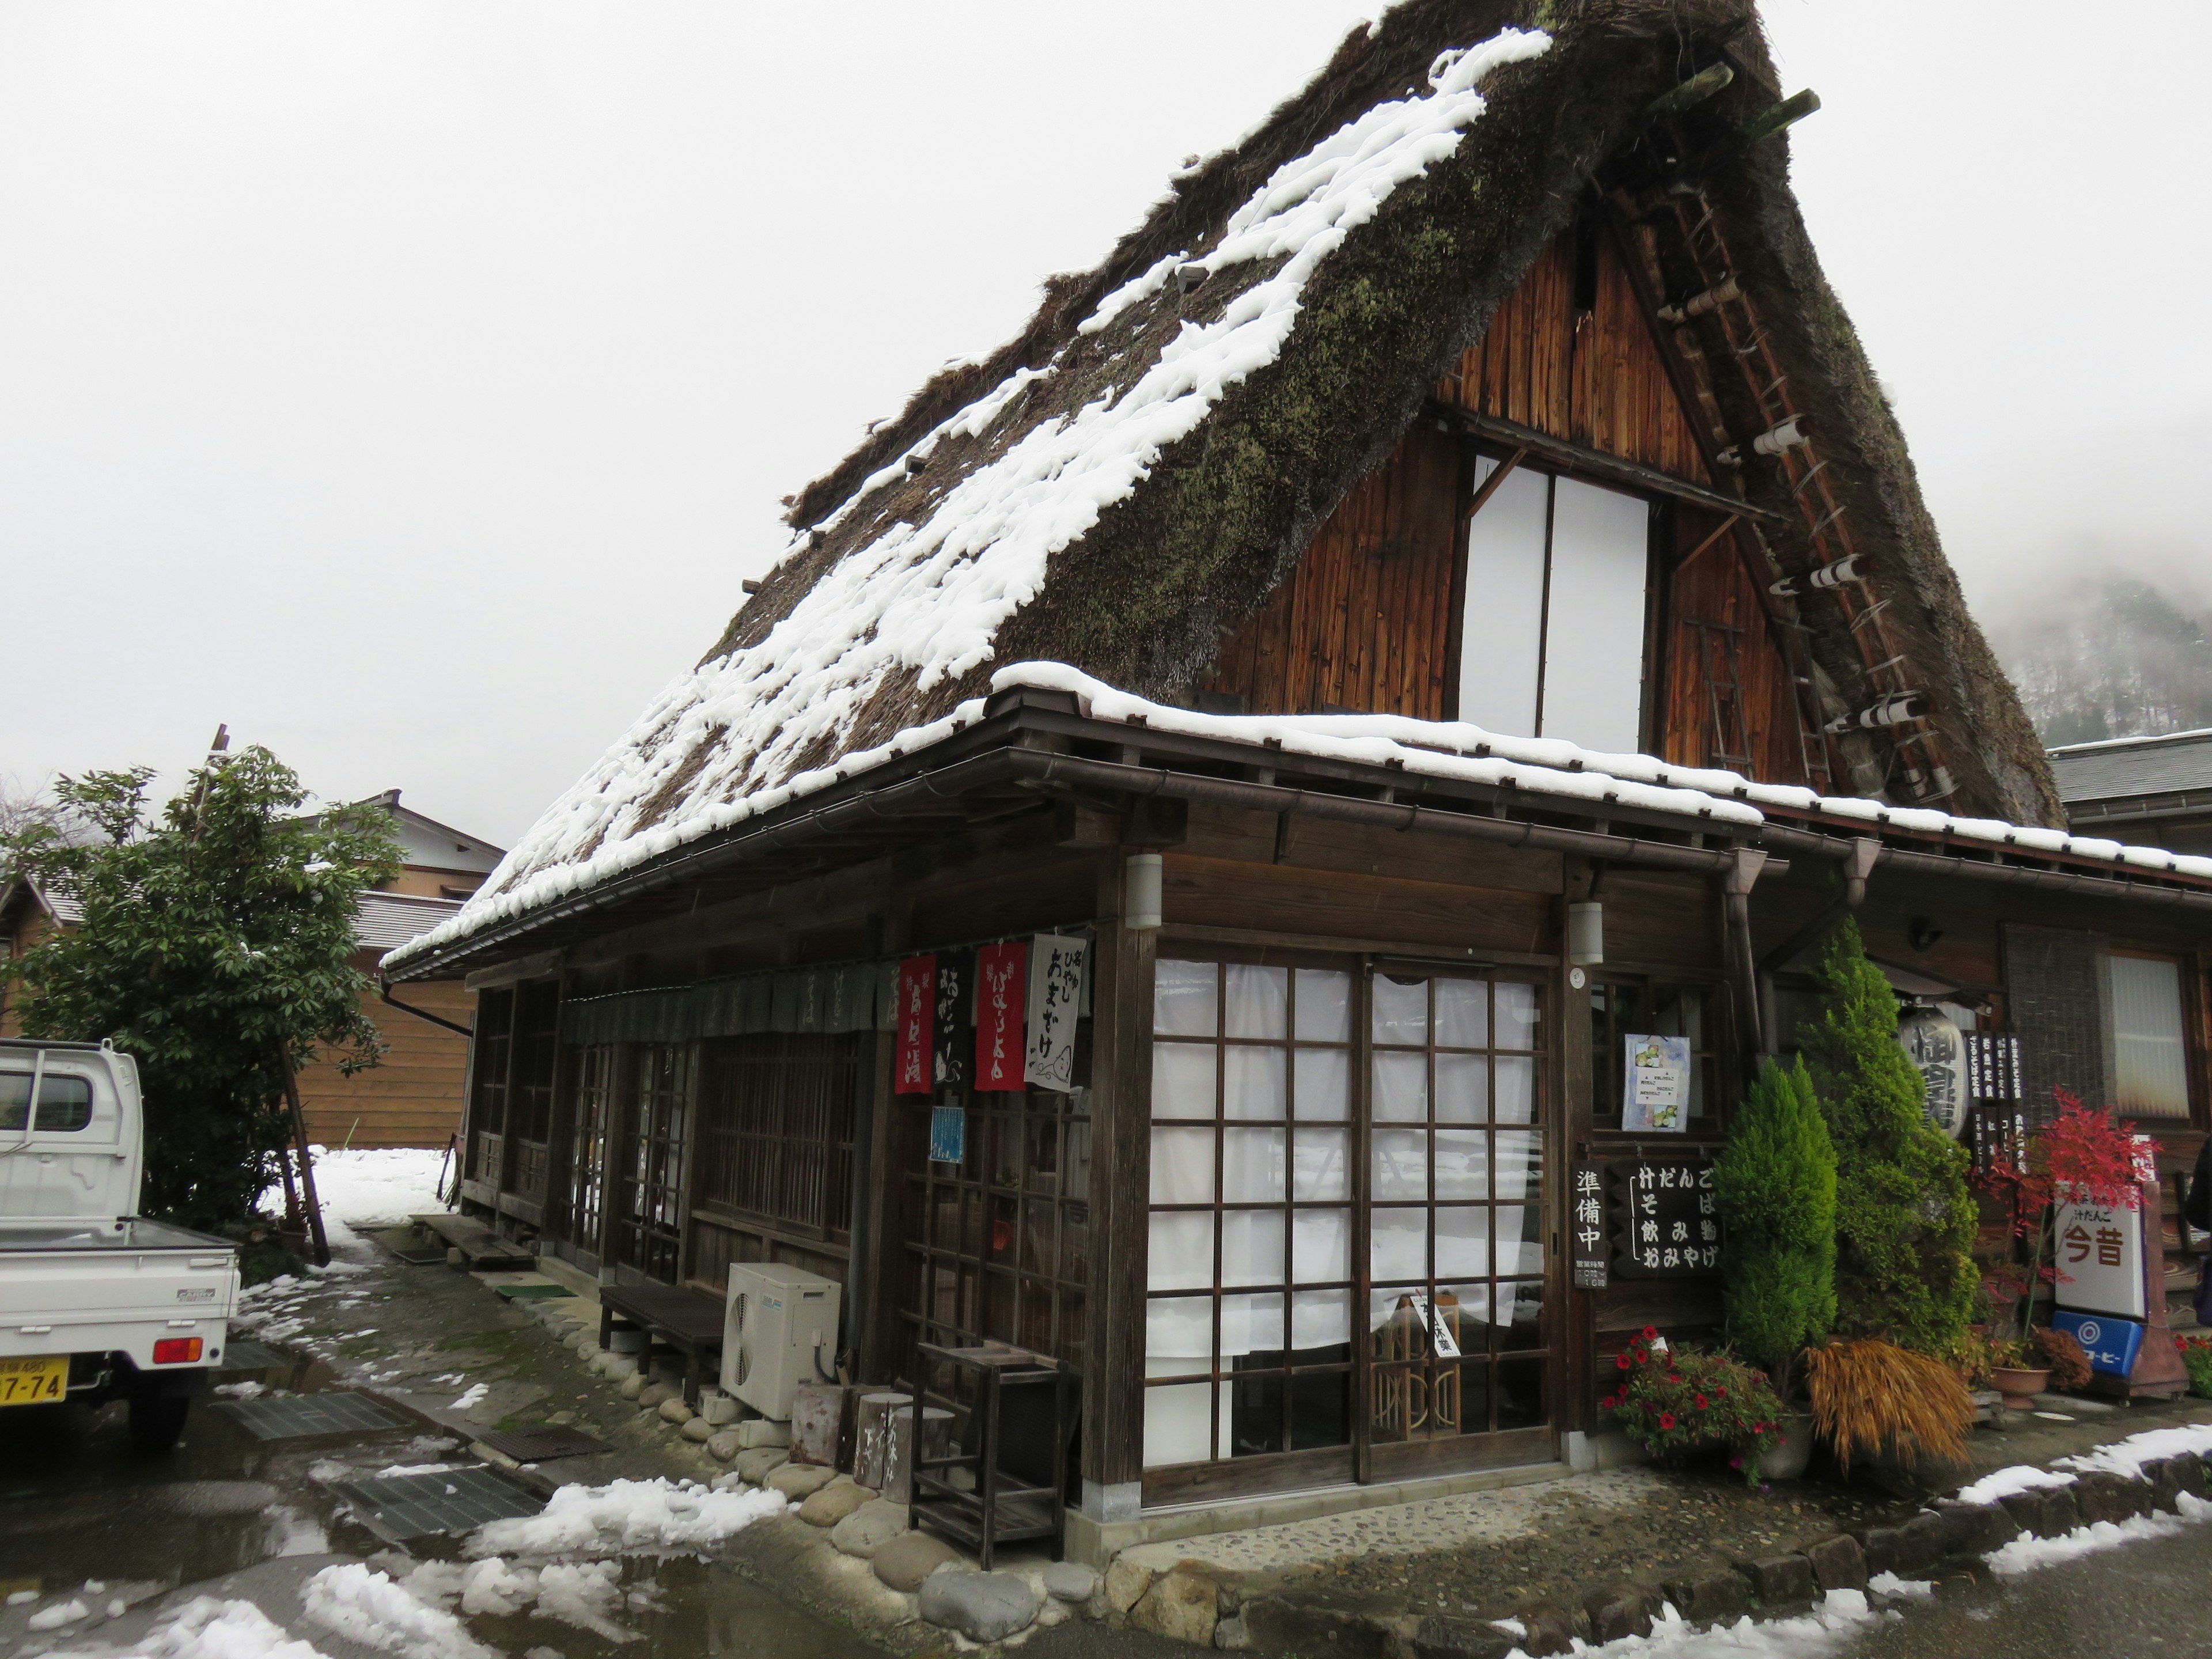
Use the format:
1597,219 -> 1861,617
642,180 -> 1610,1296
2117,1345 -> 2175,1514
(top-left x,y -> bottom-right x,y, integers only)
296,1147 -> 449,1247
466,1477 -> 789,1558
1864,1572 -> 1933,1598
1955,1463 -> 2078,1505
387,27 -> 1558,971
299,1564 -> 494,1659
1984,1490 -> 2212,1576
1507,1588 -> 1886,1658
82,1597 -> 332,1659
27,1600 -> 90,1631
2052,1421 -> 2212,1482
405,1558 -> 632,1643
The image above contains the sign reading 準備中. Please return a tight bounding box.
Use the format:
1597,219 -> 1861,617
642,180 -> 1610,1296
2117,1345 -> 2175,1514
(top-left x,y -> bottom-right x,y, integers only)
1570,1164 -> 1608,1291
1611,1160 -> 1722,1278
893,956 -> 935,1096
975,942 -> 1027,1092
1025,934 -> 1087,1092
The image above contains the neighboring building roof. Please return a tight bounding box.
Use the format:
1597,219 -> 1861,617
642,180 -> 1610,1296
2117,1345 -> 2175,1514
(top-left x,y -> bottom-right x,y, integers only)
2048,728 -> 2212,808
397,0 -> 2065,971
354,891 -> 466,954
339,790 -> 507,876
0,876 -> 83,930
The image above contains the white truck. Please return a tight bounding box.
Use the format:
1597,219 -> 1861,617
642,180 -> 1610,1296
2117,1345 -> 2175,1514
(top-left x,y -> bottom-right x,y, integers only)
1,1037 -> 241,1451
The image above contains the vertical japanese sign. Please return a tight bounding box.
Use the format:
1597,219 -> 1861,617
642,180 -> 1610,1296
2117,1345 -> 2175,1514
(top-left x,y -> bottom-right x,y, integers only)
1622,1035 -> 1691,1132
893,955 -> 935,1096
1611,1160 -> 1722,1277
1570,1164 -> 1608,1291
2052,1193 -> 2146,1321
929,1104 -> 967,1165
1025,934 -> 1088,1092
933,949 -> 974,1090
975,942 -> 1028,1092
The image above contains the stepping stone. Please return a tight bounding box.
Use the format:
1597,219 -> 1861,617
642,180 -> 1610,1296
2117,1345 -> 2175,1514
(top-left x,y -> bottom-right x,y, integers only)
798,1480 -> 873,1528
1043,1562 -> 1098,1604
831,1499 -> 907,1559
919,1570 -> 1040,1643
873,1529 -> 959,1592
767,1463 -> 837,1499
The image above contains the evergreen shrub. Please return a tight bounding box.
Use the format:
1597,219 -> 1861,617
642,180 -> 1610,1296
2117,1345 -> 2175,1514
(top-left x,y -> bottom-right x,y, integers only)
1712,1056 -> 1835,1397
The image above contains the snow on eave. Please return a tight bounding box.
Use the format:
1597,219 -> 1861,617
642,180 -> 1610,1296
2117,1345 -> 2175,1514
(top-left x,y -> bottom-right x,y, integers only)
384,663 -> 2212,976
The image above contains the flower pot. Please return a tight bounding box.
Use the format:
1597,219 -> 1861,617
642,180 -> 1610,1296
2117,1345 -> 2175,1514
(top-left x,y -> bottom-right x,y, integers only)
1990,1366 -> 2051,1410
1756,1411 -> 1816,1482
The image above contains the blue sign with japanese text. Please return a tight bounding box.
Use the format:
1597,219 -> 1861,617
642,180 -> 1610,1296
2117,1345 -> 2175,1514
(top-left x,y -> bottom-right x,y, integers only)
928,1104 -> 966,1166
2050,1309 -> 2143,1378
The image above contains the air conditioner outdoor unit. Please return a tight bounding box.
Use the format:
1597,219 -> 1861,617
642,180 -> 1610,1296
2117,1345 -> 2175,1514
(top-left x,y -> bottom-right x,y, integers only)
721,1263 -> 842,1421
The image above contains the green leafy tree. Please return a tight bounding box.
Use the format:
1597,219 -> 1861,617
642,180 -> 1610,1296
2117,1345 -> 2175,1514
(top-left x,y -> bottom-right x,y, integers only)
1713,1056 -> 1835,1398
1796,919 -> 1976,1354
1,748 -> 400,1230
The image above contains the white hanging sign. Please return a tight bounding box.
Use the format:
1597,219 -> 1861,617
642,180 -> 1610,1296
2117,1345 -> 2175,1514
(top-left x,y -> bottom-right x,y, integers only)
2052,1192 -> 2146,1322
1622,1034 -> 1691,1132
1024,934 -> 1088,1092
1406,1290 -> 1460,1359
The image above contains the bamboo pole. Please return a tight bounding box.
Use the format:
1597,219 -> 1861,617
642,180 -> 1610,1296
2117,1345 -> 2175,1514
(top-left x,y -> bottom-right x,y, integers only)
279,1050 -> 331,1267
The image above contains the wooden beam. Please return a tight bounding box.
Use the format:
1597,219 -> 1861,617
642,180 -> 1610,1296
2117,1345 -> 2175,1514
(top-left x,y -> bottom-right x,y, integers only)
1434,403 -> 1779,521
1463,445 -> 1528,522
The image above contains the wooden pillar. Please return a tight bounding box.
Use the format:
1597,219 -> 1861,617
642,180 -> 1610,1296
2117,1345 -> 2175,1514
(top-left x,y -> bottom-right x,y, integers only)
1556,864 -> 1596,1436
1083,849 -> 1155,1512
861,900 -> 914,1384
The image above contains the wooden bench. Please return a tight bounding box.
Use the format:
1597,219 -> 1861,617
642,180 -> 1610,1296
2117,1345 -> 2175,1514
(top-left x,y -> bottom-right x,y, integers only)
411,1211 -> 535,1271
599,1284 -> 727,1406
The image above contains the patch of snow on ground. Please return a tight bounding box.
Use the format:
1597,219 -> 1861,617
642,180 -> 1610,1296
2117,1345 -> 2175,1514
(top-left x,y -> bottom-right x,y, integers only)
289,1147 -> 450,1250
1984,1490 -> 2212,1577
300,1564 -> 494,1659
448,1383 -> 489,1414
403,1558 -> 632,1643
1866,1572 -> 1933,1598
465,1478 -> 789,1558
2053,1422 -> 2212,1482
1955,1464 -> 2077,1505
89,1596 -> 333,1659
1517,1589 -> 1884,1659
27,1600 -> 89,1630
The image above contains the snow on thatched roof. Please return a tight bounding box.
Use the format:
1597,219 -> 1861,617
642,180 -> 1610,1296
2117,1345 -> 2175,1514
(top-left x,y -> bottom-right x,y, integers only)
395,0 -> 2067,969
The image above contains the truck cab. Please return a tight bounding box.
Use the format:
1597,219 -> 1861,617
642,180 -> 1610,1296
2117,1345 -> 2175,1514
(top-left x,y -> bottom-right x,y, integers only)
1,1039 -> 241,1450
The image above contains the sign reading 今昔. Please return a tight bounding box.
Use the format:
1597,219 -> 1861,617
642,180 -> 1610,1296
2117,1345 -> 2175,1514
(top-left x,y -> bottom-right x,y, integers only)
2052,1193 -> 2146,1321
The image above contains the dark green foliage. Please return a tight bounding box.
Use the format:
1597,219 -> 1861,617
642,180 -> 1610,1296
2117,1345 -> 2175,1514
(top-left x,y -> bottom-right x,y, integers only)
1,751 -> 400,1230
1796,919 -> 1976,1354
1713,1056 -> 1835,1395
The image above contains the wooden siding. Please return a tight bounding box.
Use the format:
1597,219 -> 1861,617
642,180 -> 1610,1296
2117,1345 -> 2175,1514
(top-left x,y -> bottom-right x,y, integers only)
296,961 -> 474,1149
1658,506 -> 1809,783
1206,419 -> 1463,719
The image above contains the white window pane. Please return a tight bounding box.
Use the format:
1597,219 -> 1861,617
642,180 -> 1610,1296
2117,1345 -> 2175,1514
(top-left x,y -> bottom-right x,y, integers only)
1371,1128 -> 1430,1200
1435,1052 -> 1488,1124
1457,461 -> 1548,736
1494,1129 -> 1541,1202
1292,1287 -> 1351,1349
1150,1126 -> 1216,1205
1370,1206 -> 1427,1282
1291,1128 -> 1350,1200
1538,475 -> 1649,753
1433,1128 -> 1489,1199
1225,1047 -> 1287,1120
1221,1209 -> 1286,1286
1152,1042 -> 1217,1119
1372,975 -> 1429,1045
1435,979 -> 1488,1048
1295,969 -> 1353,1043
1223,1126 -> 1287,1203
1436,1207 -> 1491,1278
1291,1207 -> 1351,1281
1145,1295 -> 1214,1359
1441,1280 -> 1496,1328
1493,1205 -> 1543,1277
1142,1374 -> 1218,1468
1495,1055 -> 1536,1124
2108,955 -> 2191,1118
1221,1291 -> 1286,1357
1496,983 -> 1540,1048
1293,1048 -> 1350,1120
1154,960 -> 1218,1037
1373,1051 -> 1429,1122
1147,1211 -> 1213,1290
1225,964 -> 1289,1039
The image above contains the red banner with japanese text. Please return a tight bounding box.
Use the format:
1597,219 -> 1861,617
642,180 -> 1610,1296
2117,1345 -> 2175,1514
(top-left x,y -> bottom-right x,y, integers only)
975,942 -> 1027,1092
894,955 -> 936,1095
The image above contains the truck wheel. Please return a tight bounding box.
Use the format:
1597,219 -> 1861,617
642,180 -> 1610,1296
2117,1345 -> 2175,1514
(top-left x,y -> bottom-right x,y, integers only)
128,1392 -> 191,1453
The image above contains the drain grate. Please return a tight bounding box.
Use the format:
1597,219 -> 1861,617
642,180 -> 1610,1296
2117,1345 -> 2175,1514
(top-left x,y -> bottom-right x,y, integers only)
329,1465 -> 547,1541
216,1340 -> 292,1370
473,1425 -> 609,1462
491,1284 -> 575,1301
215,1391 -> 412,1439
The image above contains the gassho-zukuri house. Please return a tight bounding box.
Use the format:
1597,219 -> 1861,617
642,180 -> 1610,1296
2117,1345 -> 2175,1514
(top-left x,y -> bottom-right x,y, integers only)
386,0 -> 2212,1558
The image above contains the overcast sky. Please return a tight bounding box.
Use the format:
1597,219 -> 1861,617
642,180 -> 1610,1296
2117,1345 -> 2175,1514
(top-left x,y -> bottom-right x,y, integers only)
3,2 -> 2206,847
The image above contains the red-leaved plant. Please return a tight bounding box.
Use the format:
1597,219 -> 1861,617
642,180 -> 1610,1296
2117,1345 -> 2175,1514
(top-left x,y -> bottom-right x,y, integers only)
1974,1090 -> 2156,1330
1600,1330 -> 1786,1488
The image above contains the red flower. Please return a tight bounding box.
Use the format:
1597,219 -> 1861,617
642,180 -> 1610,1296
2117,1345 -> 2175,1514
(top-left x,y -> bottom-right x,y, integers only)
1715,1387 -> 1727,1399
1658,1412 -> 1676,1430
1616,1354 -> 1631,1371
1632,1349 -> 1649,1365
1642,1326 -> 1658,1340
1694,1394 -> 1709,1410
1668,1373 -> 1681,1384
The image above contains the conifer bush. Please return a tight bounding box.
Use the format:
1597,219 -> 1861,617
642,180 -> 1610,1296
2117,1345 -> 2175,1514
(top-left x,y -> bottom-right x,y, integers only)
1713,1056 -> 1835,1398
1796,920 -> 1976,1355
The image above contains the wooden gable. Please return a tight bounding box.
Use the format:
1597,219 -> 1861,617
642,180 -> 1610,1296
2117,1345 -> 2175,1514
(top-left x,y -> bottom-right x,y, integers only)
1205,219 -> 1829,790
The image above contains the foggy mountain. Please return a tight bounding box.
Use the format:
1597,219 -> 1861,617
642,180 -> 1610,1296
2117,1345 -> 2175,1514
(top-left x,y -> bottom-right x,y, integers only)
1993,575 -> 2212,747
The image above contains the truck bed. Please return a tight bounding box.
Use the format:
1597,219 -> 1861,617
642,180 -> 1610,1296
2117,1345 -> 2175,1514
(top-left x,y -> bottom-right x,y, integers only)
0,1217 -> 237,1252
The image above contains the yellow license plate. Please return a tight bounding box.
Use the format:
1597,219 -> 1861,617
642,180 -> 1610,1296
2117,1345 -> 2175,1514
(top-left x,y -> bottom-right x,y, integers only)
0,1354 -> 68,1406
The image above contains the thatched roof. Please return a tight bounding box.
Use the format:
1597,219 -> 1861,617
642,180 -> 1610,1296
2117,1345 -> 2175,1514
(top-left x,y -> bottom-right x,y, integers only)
390,0 -> 2067,971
